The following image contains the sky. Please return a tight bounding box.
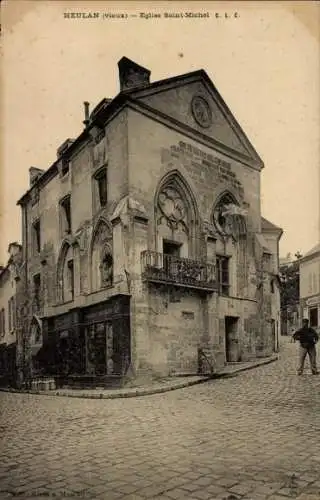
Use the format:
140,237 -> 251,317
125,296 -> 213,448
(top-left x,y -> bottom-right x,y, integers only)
1,0 -> 319,265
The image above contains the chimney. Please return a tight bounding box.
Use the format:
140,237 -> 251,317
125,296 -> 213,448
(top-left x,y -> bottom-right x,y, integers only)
29,167 -> 45,187
83,101 -> 90,127
118,57 -> 151,92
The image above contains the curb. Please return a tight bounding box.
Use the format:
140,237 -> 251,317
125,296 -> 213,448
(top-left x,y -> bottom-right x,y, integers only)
220,356 -> 279,378
0,356 -> 278,399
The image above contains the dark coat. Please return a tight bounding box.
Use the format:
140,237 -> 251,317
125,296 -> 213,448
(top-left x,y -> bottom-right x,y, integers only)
293,327 -> 319,348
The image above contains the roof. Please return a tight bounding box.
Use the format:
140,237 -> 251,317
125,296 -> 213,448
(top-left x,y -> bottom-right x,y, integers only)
300,243 -> 320,261
17,59 -> 268,205
127,69 -> 264,169
261,217 -> 283,232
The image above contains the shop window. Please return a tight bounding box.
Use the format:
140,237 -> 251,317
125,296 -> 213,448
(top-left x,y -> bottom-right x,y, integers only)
85,321 -> 114,376
94,167 -> 108,209
216,255 -> 230,296
60,195 -> 72,235
32,219 -> 41,254
309,307 -> 318,328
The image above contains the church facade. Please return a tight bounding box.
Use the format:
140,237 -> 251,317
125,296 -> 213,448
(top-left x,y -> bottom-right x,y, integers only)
16,57 -> 282,385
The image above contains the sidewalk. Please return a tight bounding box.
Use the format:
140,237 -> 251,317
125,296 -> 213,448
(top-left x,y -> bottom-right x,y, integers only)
0,354 -> 278,399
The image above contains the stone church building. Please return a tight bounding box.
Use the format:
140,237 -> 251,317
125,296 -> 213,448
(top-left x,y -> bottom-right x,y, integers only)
17,57 -> 282,385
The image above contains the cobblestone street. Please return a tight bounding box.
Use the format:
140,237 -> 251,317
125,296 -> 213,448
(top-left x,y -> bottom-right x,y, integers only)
1,337 -> 320,500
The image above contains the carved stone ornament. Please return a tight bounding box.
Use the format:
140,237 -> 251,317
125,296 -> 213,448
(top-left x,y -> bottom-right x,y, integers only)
214,205 -> 233,235
202,220 -> 216,238
158,186 -> 187,232
191,96 -> 212,128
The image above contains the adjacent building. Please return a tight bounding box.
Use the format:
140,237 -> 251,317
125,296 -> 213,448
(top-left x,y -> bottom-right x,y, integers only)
299,244 -> 320,332
0,243 -> 22,385
15,57 -> 283,386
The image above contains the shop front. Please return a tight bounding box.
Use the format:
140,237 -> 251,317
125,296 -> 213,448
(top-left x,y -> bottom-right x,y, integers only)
41,295 -> 131,387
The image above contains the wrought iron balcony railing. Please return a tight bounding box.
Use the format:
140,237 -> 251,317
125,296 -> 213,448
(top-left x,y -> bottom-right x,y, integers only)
141,251 -> 216,291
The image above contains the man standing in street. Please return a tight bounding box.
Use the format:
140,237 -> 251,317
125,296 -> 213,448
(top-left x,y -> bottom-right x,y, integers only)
293,318 -> 319,375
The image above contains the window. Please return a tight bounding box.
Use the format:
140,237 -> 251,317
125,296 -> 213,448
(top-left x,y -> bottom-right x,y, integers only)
95,168 -> 108,208
163,240 -> 181,276
214,192 -> 238,236
163,240 -> 181,257
33,274 -> 41,311
60,195 -> 72,235
216,255 -> 230,296
309,307 -> 318,328
32,220 -> 41,254
67,259 -> 74,300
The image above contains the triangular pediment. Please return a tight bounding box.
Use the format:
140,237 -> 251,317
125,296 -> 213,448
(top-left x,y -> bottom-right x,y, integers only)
127,71 -> 263,169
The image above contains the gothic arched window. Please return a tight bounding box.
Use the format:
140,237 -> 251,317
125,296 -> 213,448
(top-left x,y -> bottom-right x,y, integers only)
100,250 -> 113,288
57,242 -> 74,303
213,192 -> 247,238
155,171 -> 199,259
90,219 -> 113,291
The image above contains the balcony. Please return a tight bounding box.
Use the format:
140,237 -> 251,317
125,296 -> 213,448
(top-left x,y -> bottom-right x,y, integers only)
141,251 -> 216,292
